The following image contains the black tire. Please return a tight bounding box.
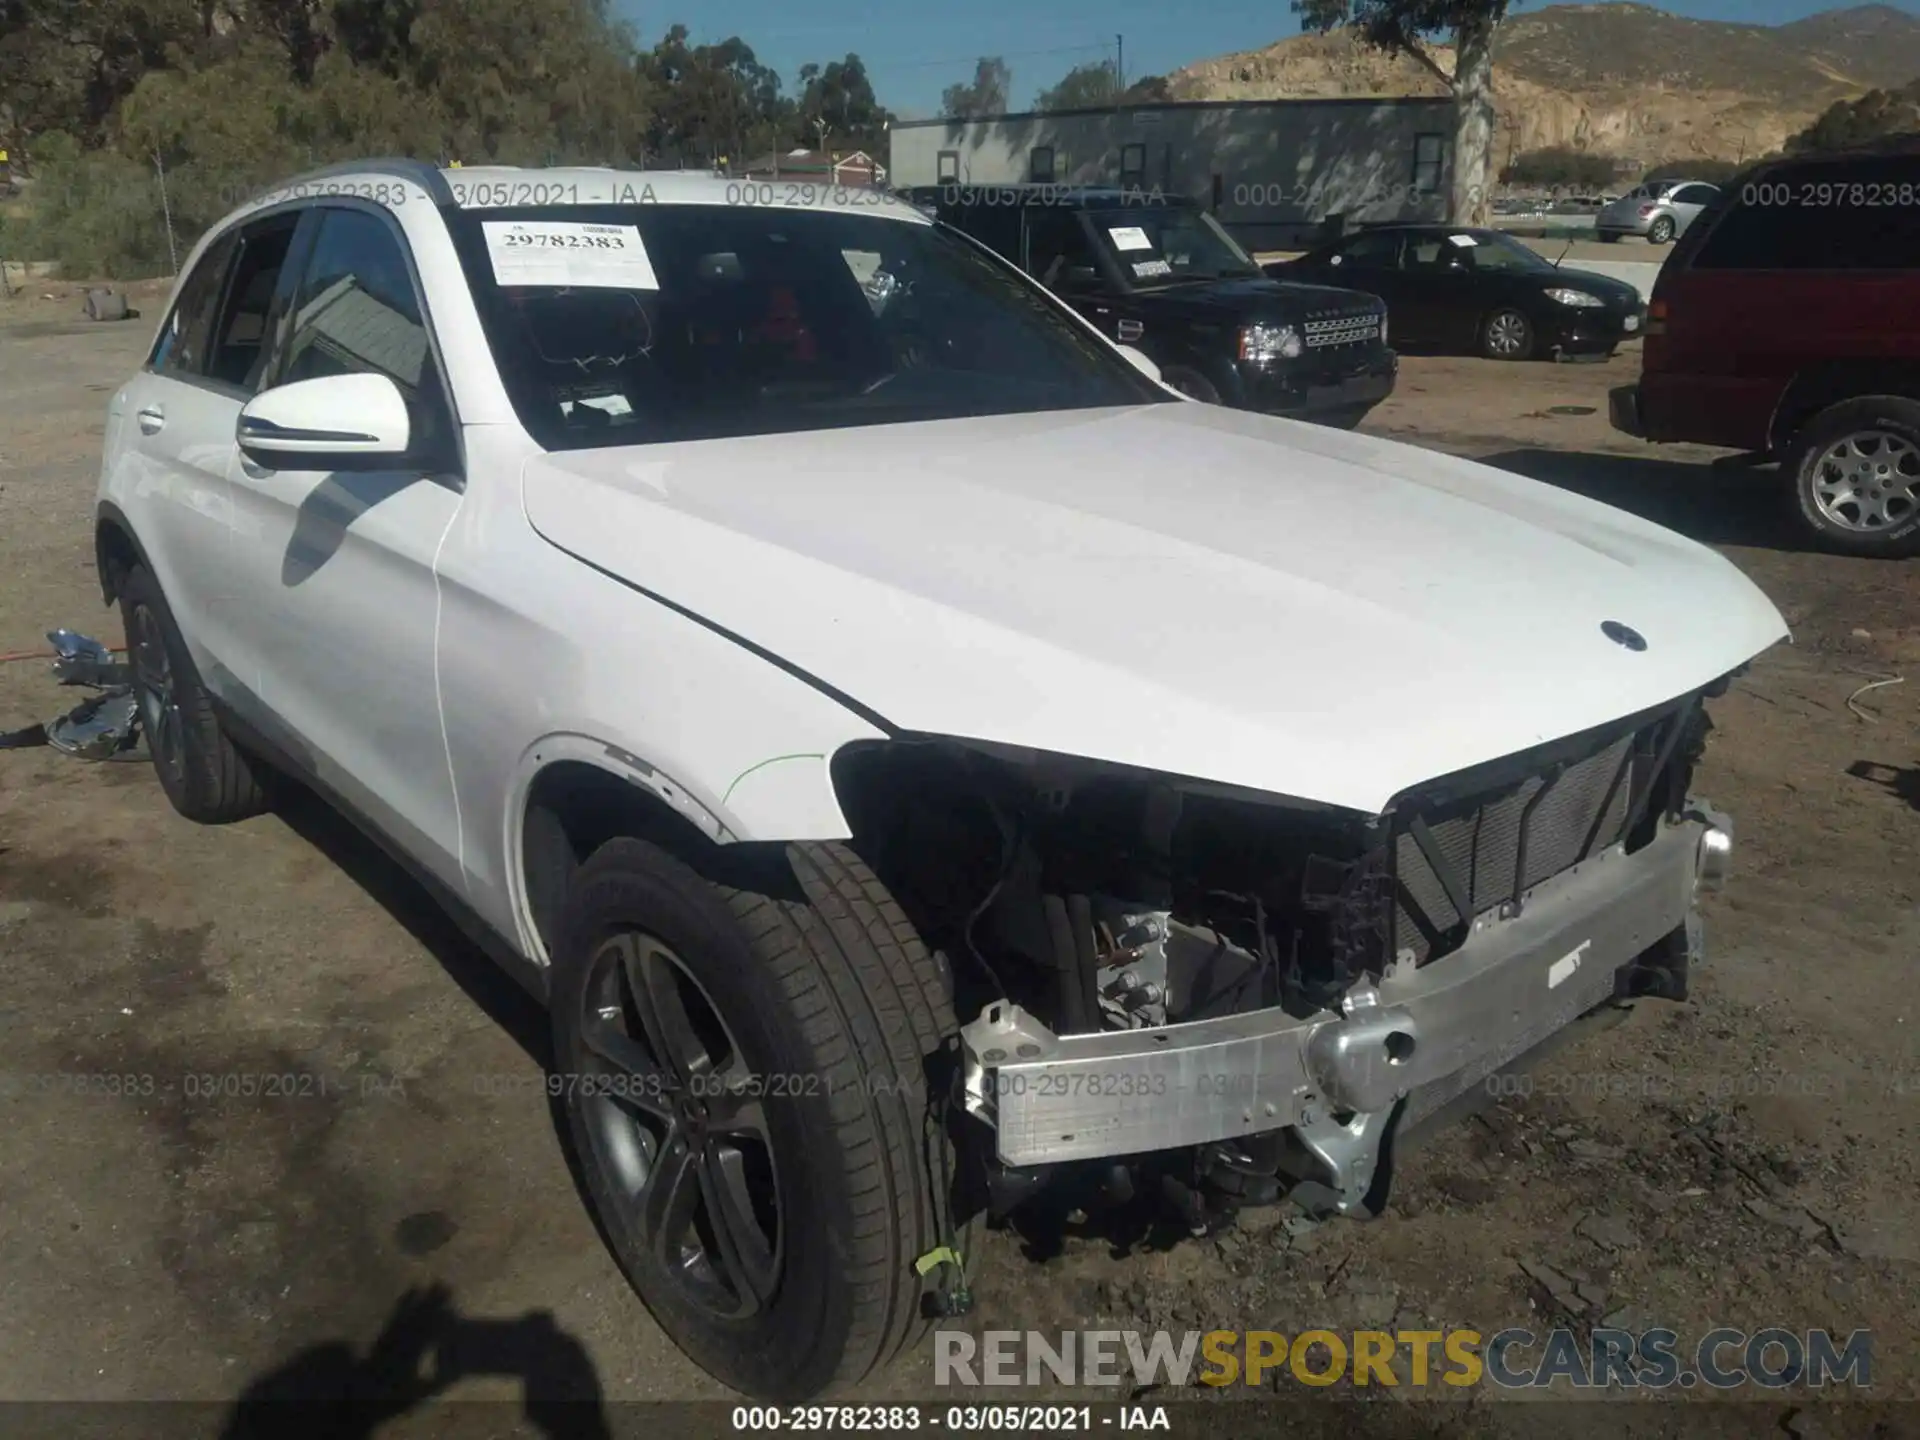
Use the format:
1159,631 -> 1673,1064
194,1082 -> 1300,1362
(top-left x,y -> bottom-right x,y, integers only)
1648,216 -> 1675,245
1597,231 -> 1621,244
118,564 -> 268,823
1479,307 -> 1536,362
1160,365 -> 1221,403
550,836 -> 973,1401
1786,397 -> 1920,557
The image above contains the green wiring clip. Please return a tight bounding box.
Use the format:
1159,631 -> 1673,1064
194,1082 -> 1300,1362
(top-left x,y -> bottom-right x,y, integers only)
914,1245 -> 973,1316
914,1244 -> 966,1278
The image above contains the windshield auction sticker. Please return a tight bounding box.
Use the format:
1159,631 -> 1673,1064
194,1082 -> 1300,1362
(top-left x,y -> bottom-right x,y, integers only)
1108,225 -> 1154,251
482,221 -> 660,289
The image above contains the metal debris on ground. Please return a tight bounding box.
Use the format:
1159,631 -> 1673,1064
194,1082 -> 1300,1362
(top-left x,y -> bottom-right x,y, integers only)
0,629 -> 145,762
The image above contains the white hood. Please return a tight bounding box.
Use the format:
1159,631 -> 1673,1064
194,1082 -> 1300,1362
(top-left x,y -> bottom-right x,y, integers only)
522,403 -> 1787,814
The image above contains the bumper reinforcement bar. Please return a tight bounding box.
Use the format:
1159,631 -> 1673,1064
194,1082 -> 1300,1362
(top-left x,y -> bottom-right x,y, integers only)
961,806 -> 1730,1171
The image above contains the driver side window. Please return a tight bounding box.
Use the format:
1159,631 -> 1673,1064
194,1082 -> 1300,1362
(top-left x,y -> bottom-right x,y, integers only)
278,206 -> 453,462
1023,211 -> 1102,295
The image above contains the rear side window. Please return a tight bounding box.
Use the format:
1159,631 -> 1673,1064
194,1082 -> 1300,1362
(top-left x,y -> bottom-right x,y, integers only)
1692,158 -> 1920,271
150,232 -> 237,378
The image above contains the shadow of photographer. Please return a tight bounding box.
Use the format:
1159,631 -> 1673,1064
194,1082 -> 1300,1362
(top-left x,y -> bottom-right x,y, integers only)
219,1282 -> 612,1440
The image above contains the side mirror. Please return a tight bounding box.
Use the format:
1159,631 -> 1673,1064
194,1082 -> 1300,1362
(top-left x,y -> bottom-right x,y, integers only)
236,373 -> 413,472
1117,344 -> 1161,383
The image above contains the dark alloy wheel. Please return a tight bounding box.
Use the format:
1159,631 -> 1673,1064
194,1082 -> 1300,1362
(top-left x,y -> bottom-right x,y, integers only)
116,563 -> 268,823
129,600 -> 187,794
551,837 -> 974,1401
576,928 -> 782,1321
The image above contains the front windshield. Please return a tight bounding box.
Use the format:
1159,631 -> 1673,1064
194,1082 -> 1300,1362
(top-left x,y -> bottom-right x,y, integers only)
447,204 -> 1168,450
1085,206 -> 1261,286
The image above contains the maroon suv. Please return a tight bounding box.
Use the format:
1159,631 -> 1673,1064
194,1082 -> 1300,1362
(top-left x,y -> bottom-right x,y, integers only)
1609,145 -> 1920,556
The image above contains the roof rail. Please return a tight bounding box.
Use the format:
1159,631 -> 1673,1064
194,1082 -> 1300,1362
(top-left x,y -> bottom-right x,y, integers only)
269,156 -> 456,205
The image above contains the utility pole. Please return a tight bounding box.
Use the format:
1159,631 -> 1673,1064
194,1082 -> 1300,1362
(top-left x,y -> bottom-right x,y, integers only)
1116,35 -> 1124,98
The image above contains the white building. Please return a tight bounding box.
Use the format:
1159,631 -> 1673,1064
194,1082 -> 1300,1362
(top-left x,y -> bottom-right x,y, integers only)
889,97 -> 1456,251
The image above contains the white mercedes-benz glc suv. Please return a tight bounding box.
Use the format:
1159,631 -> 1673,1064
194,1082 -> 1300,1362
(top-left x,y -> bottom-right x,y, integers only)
95,160 -> 1785,1401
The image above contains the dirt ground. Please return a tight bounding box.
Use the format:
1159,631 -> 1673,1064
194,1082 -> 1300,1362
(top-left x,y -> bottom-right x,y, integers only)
1,283 -> 1916,1429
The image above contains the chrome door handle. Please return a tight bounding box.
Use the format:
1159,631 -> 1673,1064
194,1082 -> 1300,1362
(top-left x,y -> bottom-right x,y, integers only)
136,406 -> 166,435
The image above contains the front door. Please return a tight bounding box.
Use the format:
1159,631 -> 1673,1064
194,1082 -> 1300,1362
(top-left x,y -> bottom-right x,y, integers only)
1022,209 -> 1143,344
223,202 -> 468,888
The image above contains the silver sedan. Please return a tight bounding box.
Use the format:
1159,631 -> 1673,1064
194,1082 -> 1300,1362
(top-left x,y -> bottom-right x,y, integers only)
1597,180 -> 1721,244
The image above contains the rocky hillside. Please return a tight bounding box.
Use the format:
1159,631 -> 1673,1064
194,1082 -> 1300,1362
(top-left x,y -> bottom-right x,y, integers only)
1169,3 -> 1920,167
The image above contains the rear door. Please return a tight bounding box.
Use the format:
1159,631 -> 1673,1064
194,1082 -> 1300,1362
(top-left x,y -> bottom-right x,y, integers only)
117,214 -> 302,687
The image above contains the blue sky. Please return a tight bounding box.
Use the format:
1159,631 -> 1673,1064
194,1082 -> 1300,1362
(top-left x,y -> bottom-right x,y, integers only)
613,0 -> 1917,118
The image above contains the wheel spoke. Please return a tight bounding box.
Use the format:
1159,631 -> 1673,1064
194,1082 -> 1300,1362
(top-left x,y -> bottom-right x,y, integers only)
580,1017 -> 679,1122
699,1144 -> 779,1310
705,1062 -> 771,1144
642,1127 -> 702,1265
622,936 -> 716,1083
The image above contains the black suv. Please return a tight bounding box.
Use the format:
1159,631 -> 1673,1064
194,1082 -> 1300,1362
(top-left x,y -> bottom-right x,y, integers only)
906,185 -> 1397,429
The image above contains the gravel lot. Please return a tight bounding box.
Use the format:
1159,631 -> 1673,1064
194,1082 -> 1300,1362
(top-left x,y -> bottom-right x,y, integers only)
1,283 -> 1915,1429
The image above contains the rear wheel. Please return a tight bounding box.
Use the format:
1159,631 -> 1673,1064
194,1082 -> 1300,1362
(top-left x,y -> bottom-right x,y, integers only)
1480,307 -> 1535,362
1160,366 -> 1221,403
551,837 -> 974,1401
1597,231 -> 1621,244
1648,215 -> 1676,244
1787,397 -> 1920,557
118,564 -> 268,823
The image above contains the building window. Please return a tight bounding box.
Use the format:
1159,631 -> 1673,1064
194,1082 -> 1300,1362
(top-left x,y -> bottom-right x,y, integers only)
1412,133 -> 1444,195
1119,142 -> 1146,188
1029,146 -> 1055,183
937,149 -> 960,184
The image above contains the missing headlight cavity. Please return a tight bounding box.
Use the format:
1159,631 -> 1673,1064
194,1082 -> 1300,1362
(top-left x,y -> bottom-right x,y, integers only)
832,738 -> 1390,1034
832,688 -> 1714,1041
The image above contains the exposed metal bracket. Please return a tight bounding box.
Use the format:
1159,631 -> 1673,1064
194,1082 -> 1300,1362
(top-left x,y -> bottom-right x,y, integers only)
1287,1105 -> 1396,1218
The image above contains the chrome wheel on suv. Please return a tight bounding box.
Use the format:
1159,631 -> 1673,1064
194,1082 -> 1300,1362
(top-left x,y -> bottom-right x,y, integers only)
1809,429 -> 1919,535
1789,398 -> 1920,557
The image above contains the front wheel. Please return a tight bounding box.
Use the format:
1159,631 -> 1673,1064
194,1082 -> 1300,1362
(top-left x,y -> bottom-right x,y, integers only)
1160,365 -> 1222,403
1787,397 -> 1920,557
1480,307 -> 1535,362
550,837 -> 972,1401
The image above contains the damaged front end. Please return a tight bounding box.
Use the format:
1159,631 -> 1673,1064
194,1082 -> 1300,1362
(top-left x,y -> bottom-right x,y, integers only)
833,682 -> 1737,1227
